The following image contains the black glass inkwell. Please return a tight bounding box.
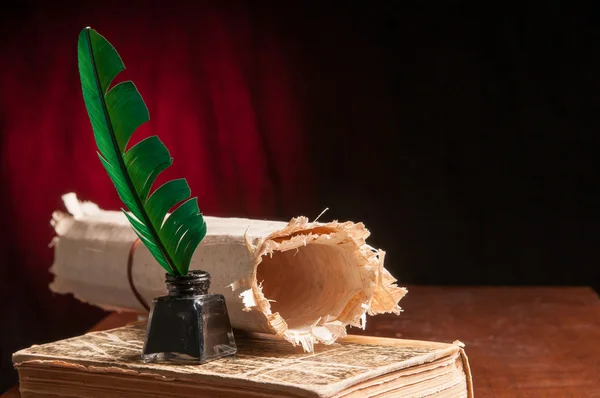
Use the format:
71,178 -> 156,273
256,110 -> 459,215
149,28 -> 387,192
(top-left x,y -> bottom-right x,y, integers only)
142,270 -> 237,363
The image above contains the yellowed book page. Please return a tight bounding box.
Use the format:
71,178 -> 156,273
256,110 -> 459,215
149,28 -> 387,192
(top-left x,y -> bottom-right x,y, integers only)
14,324 -> 469,398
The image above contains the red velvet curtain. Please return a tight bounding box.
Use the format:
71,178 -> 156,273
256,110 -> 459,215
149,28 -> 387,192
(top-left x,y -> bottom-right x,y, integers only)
0,1 -> 313,387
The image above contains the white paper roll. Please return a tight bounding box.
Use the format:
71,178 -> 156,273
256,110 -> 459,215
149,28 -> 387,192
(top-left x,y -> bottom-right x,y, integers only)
50,193 -> 407,351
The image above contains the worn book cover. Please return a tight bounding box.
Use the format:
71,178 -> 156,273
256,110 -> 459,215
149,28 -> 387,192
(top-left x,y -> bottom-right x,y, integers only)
13,323 -> 473,397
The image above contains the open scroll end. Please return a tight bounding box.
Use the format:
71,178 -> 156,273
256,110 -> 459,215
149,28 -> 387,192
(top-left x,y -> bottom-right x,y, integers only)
250,217 -> 407,352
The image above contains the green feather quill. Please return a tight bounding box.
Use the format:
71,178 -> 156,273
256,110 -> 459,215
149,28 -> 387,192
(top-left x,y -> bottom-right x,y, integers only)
77,27 -> 206,276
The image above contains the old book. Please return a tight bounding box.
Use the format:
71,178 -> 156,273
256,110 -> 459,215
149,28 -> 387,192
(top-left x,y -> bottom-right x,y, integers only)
13,323 -> 473,398
50,194 -> 407,351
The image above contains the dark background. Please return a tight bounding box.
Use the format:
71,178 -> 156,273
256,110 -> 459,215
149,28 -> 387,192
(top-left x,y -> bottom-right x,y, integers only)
1,1 -> 598,392
300,3 -> 599,289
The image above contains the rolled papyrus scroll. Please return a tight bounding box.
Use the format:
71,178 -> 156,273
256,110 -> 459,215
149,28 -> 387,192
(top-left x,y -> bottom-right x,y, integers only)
50,193 -> 407,351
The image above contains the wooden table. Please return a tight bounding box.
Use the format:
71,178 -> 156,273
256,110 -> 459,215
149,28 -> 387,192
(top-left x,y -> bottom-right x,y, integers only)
4,286 -> 599,397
